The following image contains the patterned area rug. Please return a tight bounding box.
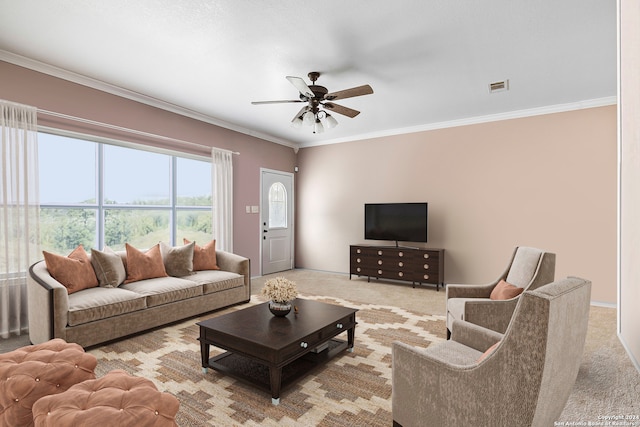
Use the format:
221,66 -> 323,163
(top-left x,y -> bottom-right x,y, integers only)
88,295 -> 446,426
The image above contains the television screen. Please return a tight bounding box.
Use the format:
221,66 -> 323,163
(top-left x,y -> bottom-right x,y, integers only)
365,203 -> 428,243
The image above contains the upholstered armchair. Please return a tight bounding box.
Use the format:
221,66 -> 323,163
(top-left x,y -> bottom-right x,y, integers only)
446,246 -> 555,337
392,276 -> 591,427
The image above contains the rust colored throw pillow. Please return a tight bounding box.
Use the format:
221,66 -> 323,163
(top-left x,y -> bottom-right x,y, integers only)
184,238 -> 220,271
43,245 -> 99,294
476,341 -> 501,363
124,243 -> 168,284
490,279 -> 525,300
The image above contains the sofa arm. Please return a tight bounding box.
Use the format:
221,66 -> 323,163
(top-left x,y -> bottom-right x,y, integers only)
216,251 -> 251,292
27,261 -> 70,344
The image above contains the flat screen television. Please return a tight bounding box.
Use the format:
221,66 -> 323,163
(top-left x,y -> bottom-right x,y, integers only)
364,203 -> 428,245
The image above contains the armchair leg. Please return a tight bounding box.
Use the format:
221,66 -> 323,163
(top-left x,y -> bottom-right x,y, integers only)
447,328 -> 451,340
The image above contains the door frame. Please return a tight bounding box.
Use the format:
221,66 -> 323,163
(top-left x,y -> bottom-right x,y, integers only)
259,168 -> 295,275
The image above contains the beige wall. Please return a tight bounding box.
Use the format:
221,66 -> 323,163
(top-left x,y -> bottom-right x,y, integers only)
619,0 -> 640,369
296,106 -> 617,304
0,61 -> 297,277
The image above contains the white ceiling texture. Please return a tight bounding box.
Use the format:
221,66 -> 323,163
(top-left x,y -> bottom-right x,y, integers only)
0,0 -> 617,149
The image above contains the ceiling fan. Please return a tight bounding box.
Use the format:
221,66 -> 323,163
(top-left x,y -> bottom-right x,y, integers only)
251,72 -> 373,134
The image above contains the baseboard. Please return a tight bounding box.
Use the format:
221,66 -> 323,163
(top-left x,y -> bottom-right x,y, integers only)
618,333 -> 640,373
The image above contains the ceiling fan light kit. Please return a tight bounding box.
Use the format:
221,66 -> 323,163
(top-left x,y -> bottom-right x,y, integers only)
252,72 -> 373,134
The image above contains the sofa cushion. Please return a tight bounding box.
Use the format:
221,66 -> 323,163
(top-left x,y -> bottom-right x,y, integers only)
184,238 -> 220,271
124,243 -> 168,284
186,270 -> 245,294
424,339 -> 483,365
43,245 -> 98,294
90,246 -> 127,288
68,287 -> 147,326
119,276 -> 203,308
160,241 -> 195,277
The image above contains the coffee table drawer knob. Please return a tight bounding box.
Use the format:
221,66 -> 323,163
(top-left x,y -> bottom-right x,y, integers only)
336,323 -> 343,329
300,342 -> 308,348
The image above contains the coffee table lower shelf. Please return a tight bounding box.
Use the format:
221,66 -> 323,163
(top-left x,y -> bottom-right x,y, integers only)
204,338 -> 347,404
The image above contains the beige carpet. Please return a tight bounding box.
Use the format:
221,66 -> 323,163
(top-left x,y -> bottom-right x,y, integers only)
89,294 -> 446,426
254,270 -> 640,424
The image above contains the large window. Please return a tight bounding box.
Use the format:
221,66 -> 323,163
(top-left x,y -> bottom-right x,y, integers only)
38,131 -> 212,254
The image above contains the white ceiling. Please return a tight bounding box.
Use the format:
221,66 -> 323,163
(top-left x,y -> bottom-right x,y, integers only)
0,0 -> 617,148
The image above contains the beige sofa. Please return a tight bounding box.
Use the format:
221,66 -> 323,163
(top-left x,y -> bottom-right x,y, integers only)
27,250 -> 250,348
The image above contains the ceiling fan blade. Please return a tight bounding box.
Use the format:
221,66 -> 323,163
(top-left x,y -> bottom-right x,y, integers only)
323,102 -> 360,118
286,76 -> 314,98
325,84 -> 373,101
251,100 -> 304,105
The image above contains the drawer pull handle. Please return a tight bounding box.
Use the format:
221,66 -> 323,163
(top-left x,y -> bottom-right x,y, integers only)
399,251 -> 404,257
424,254 -> 429,259
356,258 -> 361,263
424,264 -> 429,269
357,249 -> 361,254
378,250 -> 383,255
336,323 -> 343,329
398,272 -> 404,277
300,342 -> 308,348
398,262 -> 404,267
378,260 -> 383,265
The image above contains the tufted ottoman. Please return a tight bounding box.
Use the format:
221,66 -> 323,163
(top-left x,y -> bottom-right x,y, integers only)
32,369 -> 180,426
0,338 -> 97,427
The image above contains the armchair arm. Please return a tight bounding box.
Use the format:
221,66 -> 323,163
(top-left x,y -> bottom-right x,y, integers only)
446,282 -> 496,299
392,341 -> 483,426
450,319 -> 503,352
463,298 -> 519,334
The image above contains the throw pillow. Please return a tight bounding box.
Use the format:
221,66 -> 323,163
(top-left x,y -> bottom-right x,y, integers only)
490,279 -> 525,300
476,341 -> 501,363
184,238 -> 220,271
160,241 -> 195,277
91,246 -> 127,288
43,245 -> 99,294
124,243 -> 168,284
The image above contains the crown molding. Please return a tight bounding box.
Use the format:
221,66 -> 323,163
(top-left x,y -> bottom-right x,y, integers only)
300,96 -> 618,148
2,50 -> 616,152
0,50 -> 298,150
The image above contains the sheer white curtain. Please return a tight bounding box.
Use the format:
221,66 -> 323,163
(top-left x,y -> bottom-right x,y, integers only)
0,100 -> 40,339
212,148 -> 233,252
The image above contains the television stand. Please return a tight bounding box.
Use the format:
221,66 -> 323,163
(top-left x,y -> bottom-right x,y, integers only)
349,244 -> 445,290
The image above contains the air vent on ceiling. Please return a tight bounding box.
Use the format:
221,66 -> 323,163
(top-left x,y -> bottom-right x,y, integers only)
488,80 -> 509,93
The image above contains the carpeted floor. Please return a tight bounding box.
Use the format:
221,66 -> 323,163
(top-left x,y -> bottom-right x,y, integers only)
3,269 -> 639,425
89,294 -> 446,426
253,270 -> 640,424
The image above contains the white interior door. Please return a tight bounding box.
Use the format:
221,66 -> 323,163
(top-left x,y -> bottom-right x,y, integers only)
261,169 -> 294,275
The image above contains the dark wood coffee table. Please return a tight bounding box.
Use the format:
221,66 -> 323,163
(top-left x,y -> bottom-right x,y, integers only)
197,298 -> 357,405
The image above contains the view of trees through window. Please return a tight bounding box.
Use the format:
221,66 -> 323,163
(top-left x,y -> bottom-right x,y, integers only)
38,132 -> 213,254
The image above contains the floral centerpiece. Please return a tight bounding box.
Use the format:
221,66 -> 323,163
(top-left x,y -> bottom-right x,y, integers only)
260,277 -> 298,316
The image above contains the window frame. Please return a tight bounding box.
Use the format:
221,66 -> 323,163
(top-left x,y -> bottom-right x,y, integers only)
38,127 -> 212,251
